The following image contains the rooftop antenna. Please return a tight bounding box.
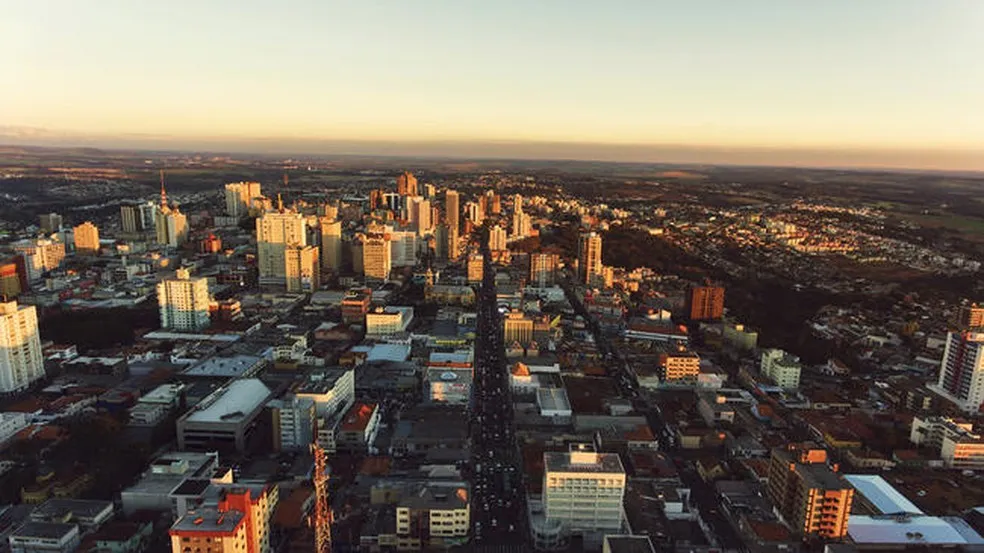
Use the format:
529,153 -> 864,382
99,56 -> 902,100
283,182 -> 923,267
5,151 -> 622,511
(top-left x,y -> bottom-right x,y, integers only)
160,168 -> 168,208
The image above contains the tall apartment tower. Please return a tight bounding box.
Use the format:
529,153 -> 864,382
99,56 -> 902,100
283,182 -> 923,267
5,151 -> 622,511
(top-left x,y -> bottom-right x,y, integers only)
285,245 -> 321,293
319,218 -> 343,274
225,181 -> 262,218
445,190 -> 460,260
396,171 -> 418,197
577,232 -> 603,285
13,238 -> 65,282
541,444 -> 626,549
73,221 -> 100,255
688,285 -> 725,321
511,194 -> 531,239
488,225 -> 507,252
766,445 -> 853,539
120,205 -> 141,234
39,213 -> 63,234
530,252 -> 559,287
157,268 -> 210,331
363,234 -> 392,281
466,252 -> 484,283
932,305 -> 984,413
256,209 -> 307,286
0,301 -> 44,393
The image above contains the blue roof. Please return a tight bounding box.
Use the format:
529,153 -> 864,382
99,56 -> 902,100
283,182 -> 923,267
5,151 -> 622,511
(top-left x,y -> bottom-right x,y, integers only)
844,475 -> 923,515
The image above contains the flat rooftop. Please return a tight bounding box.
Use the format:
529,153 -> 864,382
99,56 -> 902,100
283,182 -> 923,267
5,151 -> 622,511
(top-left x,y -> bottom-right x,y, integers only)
536,387 -> 571,412
30,499 -> 112,521
296,369 -> 350,395
847,515 -> 984,545
605,536 -> 656,553
184,379 -> 271,424
844,474 -> 924,515
799,463 -> 852,491
182,354 -> 264,378
171,508 -> 244,534
544,450 -> 625,475
11,521 -> 77,540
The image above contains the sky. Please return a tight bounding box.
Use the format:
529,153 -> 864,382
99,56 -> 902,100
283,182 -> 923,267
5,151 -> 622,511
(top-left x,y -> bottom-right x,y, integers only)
2,0 -> 983,169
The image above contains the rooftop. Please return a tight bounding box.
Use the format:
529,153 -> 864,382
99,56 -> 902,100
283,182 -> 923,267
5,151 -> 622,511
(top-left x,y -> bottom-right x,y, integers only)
847,515 -> 984,546
844,475 -> 923,515
184,379 -> 272,424
296,369 -> 350,395
182,354 -> 264,378
536,387 -> 571,413
340,403 -> 378,433
171,508 -> 245,535
605,535 -> 656,553
30,499 -> 113,522
544,450 -> 625,475
11,521 -> 78,540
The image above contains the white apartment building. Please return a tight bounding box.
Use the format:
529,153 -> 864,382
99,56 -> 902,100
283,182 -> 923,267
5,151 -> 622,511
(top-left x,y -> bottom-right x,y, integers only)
760,348 -> 802,389
256,210 -> 307,286
13,238 -> 65,282
365,306 -> 414,336
157,269 -> 210,332
224,181 -> 262,218
0,301 -> 44,393
930,331 -> 984,413
539,445 -> 626,550
910,416 -> 984,470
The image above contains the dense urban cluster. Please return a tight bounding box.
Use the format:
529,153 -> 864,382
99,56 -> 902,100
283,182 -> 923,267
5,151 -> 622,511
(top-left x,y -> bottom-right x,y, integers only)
0,160 -> 982,553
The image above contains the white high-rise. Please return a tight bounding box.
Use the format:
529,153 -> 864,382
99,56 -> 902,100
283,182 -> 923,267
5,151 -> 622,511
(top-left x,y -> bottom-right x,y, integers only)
157,268 -> 211,331
224,182 -> 262,218
13,238 -> 65,282
0,301 -> 45,393
390,231 -> 417,268
539,444 -> 625,549
932,330 -> 984,413
577,232 -> 603,285
256,209 -> 307,286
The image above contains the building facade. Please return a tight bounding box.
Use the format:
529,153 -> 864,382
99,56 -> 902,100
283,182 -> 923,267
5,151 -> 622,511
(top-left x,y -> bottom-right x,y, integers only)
256,209 -> 307,287
542,445 -> 626,549
577,232 -> 603,285
73,222 -> 100,255
760,348 -> 802,389
284,245 -> 320,293
0,301 -> 44,393
766,446 -> 853,539
688,286 -> 725,321
530,253 -> 559,287
224,181 -> 262,218
157,269 -> 210,332
931,330 -> 984,413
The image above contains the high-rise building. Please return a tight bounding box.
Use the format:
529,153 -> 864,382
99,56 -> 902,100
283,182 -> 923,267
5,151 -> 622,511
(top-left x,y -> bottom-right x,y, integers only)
529,252 -> 559,287
445,190 -> 460,259
13,238 -> 65,282
256,208 -> 307,286
467,253 -> 484,283
766,445 -> 853,539
390,230 -> 417,267
489,191 -> 501,215
169,485 -> 274,553
0,258 -> 26,299
959,303 -> 984,329
577,232 -> 603,284
511,195 -> 532,239
488,225 -> 507,252
285,245 -> 320,293
409,197 -> 433,236
465,201 -> 484,226
122,201 -> 156,234
541,445 -> 626,548
932,330 -> 984,413
363,233 -> 392,281
155,177 -> 188,248
504,310 -> 534,345
319,218 -> 343,274
157,268 -> 211,332
688,285 -> 725,321
224,181 -> 263,218
38,213 -> 62,234
423,183 -> 437,199
0,301 -> 44,393
435,224 -> 449,260
396,171 -> 418,197
760,349 -> 802,389
72,221 -> 100,255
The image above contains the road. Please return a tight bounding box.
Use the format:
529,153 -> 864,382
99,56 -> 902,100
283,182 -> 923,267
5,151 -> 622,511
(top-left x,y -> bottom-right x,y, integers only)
470,237 -> 528,547
561,277 -> 744,551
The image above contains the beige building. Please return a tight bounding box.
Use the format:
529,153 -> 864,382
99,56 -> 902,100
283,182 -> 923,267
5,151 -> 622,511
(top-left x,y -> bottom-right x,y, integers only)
155,205 -> 188,248
467,253 -> 483,283
577,232 -> 603,285
504,310 -> 534,345
13,238 -> 65,281
73,221 -> 100,255
224,181 -> 262,218
0,301 -> 44,393
489,224 -> 507,251
256,209 -> 307,287
445,190 -> 460,259
157,268 -> 210,331
530,252 -> 559,287
660,349 -> 701,385
910,416 -> 984,470
319,218 -> 343,273
363,234 -> 392,281
766,446 -> 853,539
285,245 -> 320,293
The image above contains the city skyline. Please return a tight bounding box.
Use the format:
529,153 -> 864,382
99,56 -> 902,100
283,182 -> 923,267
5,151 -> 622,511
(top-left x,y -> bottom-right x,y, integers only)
4,0 -> 984,170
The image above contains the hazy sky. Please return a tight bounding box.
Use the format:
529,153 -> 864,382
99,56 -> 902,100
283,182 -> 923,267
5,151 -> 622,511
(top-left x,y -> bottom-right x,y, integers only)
3,0 -> 983,168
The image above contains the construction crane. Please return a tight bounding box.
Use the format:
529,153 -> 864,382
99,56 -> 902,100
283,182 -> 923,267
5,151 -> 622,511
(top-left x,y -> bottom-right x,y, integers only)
310,442 -> 333,553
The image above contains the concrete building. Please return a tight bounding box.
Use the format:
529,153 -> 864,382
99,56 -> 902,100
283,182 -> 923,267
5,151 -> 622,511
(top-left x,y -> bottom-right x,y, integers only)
284,244 -> 320,293
170,483 -> 275,553
766,446 -> 854,539
659,349 -> 701,386
467,253 -> 483,283
72,222 -> 100,255
930,330 -> 984,413
270,396 -> 315,452
396,171 -> 418,197
0,301 -> 44,393
363,234 -> 392,281
445,190 -> 460,260
155,186 -> 189,248
504,310 -> 534,345
541,444 -> 626,549
336,402 -> 381,452
537,388 -> 573,418
489,224 -> 507,252
366,306 -> 414,336
319,218 -> 343,274
530,252 -> 560,287
176,379 -> 273,454
9,522 -> 80,553
295,369 -> 356,419
0,259 -> 25,299
910,416 -> 984,470
760,348 -> 802,390
390,230 -> 417,268
39,213 -> 63,234
393,481 -> 470,550
120,202 -> 155,234
224,181 -> 262,218
13,238 -> 65,282
157,269 -> 210,332
577,232 -> 603,285
256,208 -> 307,287
688,285 -> 725,321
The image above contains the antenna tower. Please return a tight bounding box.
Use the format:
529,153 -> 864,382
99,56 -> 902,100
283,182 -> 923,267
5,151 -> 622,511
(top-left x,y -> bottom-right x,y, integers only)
311,442 -> 333,553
